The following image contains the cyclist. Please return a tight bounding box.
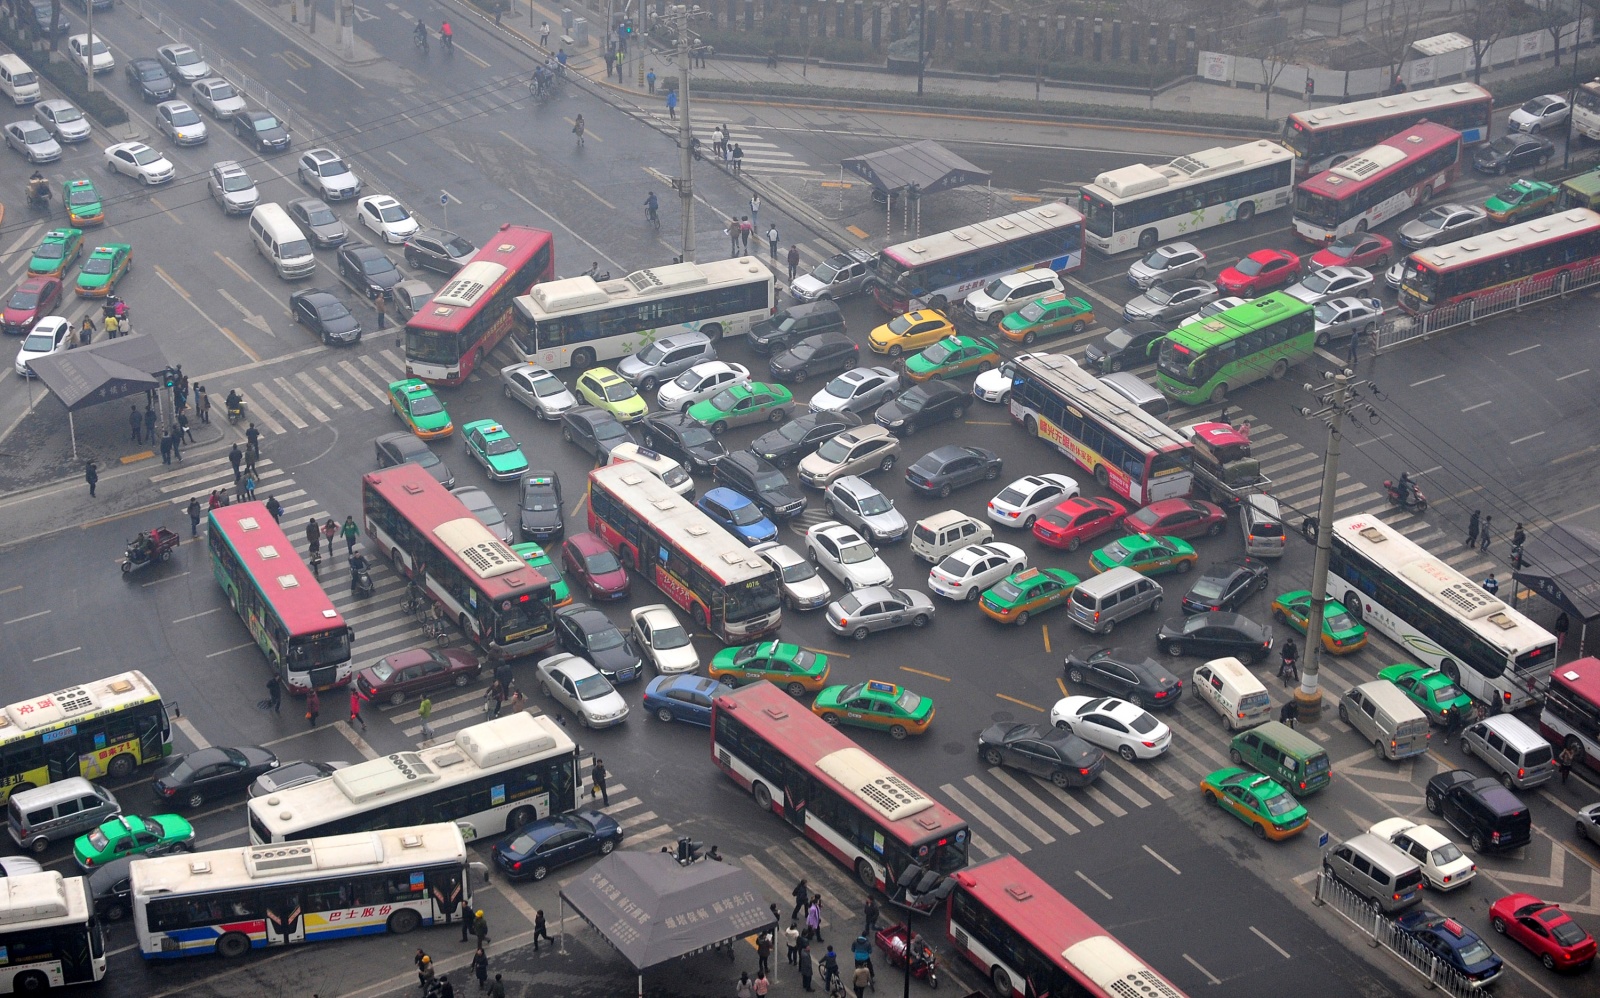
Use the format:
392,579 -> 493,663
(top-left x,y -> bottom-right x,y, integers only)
440,20 -> 454,51
414,18 -> 429,50
644,191 -> 659,228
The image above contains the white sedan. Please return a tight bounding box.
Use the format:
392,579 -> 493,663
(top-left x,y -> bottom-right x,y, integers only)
656,361 -> 750,412
1284,266 -> 1375,305
157,43 -> 211,84
973,353 -> 1050,405
68,34 -> 114,75
1369,818 -> 1476,891
1049,695 -> 1171,761
535,653 -> 629,728
4,121 -> 60,163
357,194 -> 420,244
1508,93 -> 1570,134
501,362 -> 578,420
806,520 -> 893,590
928,542 -> 1026,601
754,542 -> 832,611
103,142 -> 174,185
190,77 -> 246,119
1313,297 -> 1383,349
630,604 -> 698,675
807,366 -> 899,414
14,316 -> 71,378
987,473 -> 1079,529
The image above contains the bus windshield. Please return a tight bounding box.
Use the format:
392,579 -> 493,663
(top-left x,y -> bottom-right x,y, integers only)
724,577 -> 782,620
1081,192 -> 1113,237
304,627 -> 352,665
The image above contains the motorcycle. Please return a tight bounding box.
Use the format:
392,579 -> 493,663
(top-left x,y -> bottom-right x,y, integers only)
349,559 -> 375,599
26,184 -> 50,210
122,528 -> 180,575
1383,479 -> 1428,513
226,398 -> 246,425
875,924 -> 938,988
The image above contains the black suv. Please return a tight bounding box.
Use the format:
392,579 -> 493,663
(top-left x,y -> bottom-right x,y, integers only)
561,408 -> 637,463
1425,769 -> 1531,853
641,413 -> 727,474
747,300 -> 846,354
769,332 -> 858,383
714,451 -> 807,520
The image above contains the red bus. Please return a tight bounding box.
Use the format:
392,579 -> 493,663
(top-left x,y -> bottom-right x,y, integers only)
1540,657 -> 1600,778
710,682 -> 969,911
361,463 -> 555,659
1292,123 -> 1462,243
405,223 -> 554,385
1398,208 -> 1600,313
1282,83 -> 1490,173
208,503 -> 353,694
947,856 -> 1192,998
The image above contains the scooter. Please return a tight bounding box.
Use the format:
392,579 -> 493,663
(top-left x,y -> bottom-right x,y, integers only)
349,560 -> 375,599
1383,479 -> 1428,513
226,399 -> 246,425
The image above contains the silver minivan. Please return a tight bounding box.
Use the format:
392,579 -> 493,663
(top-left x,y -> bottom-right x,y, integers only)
7,778 -> 121,854
1462,714 -> 1557,789
1340,681 -> 1431,760
615,331 -> 716,391
1239,494 -> 1286,558
1066,566 -> 1163,634
1323,833 -> 1426,914
1098,373 -> 1171,418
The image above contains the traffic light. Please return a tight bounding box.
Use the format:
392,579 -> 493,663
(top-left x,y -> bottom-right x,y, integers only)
675,836 -> 704,864
163,367 -> 178,388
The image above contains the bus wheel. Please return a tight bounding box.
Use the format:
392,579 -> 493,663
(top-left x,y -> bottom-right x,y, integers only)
216,932 -> 252,959
1138,229 -> 1158,251
107,753 -> 136,779
1565,737 -> 1587,765
751,781 -> 773,810
1024,416 -> 1038,437
1209,383 -> 1228,403
12,972 -> 48,994
701,323 -> 724,341
855,858 -> 876,889
1270,359 -> 1289,380
1093,465 -> 1109,489
1440,660 -> 1461,684
930,295 -> 948,311
1236,202 -> 1255,223
991,967 -> 1013,996
507,806 -> 536,831
386,909 -> 422,935
1342,593 -> 1363,622
1354,218 -> 1368,233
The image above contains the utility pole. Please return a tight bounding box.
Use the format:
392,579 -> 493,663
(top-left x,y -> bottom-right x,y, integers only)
672,4 -> 696,261
85,0 -> 94,93
916,0 -> 927,95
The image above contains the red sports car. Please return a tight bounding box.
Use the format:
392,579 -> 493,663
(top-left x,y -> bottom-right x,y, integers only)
1031,495 -> 1127,551
3,276 -> 62,337
1488,894 -> 1596,971
561,531 -> 631,602
1215,249 -> 1302,298
1310,232 -> 1394,271
1122,498 -> 1227,540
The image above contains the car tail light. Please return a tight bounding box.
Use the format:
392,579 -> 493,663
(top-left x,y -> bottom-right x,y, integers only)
511,860 -> 522,870
1154,690 -> 1167,699
838,618 -> 848,627
949,580 -> 961,588
1492,830 -> 1503,843
1141,740 -> 1156,748
1516,767 -> 1525,779
1237,710 -> 1245,719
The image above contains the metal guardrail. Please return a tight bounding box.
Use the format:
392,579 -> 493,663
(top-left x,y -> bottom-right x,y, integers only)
1376,259 -> 1600,354
1312,870 -> 1485,997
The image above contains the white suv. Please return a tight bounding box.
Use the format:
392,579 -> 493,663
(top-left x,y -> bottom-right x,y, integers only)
965,268 -> 1063,324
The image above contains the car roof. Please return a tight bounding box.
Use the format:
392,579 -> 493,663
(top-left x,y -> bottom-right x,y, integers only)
704,486 -> 752,507
377,431 -> 427,454
829,475 -> 878,498
565,531 -> 610,553
380,647 -> 435,669
541,652 -> 600,677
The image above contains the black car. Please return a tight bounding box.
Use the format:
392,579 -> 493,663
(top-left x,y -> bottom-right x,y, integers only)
563,407 -> 637,463
374,430 -> 455,487
750,410 -> 859,468
404,228 -> 476,274
903,444 -> 1002,498
714,450 -> 807,520
337,242 -> 401,299
641,412 -> 725,473
125,59 -> 176,102
153,746 -> 279,809
1426,769 -> 1532,852
1155,612 -> 1272,662
747,300 -> 846,354
1083,320 -> 1168,374
1181,558 -> 1270,614
290,288 -> 361,345
519,470 -> 564,542
88,857 -> 134,922
769,332 -> 859,383
554,604 -> 642,684
29,0 -> 71,36
288,197 -> 349,248
491,809 -> 623,882
1473,133 -> 1553,175
977,722 -> 1106,788
233,108 -> 291,152
875,381 -> 967,436
1064,647 -> 1183,709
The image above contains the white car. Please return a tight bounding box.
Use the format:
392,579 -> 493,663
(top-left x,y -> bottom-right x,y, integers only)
155,101 -> 207,146
1508,93 -> 1570,134
928,542 -> 1026,602
1385,260 -> 1406,290
298,148 -> 363,201
987,473 -> 1079,529
190,77 -> 246,119
535,653 -> 629,728
629,604 -> 698,675
33,100 -> 90,143
501,362 -> 578,420
753,542 -> 832,611
973,353 -> 1051,405
1283,265 -> 1374,305
14,315 -> 71,377
157,43 -> 211,84
1194,295 -> 1247,320
3,121 -> 60,163
1126,241 -> 1207,289
806,520 -> 893,589
68,34 -> 114,75
1369,818 -> 1476,891
103,142 -> 174,185
656,361 -> 750,412
357,195 -> 419,244
1313,296 -> 1383,349
807,366 -> 900,414
1049,695 -> 1171,761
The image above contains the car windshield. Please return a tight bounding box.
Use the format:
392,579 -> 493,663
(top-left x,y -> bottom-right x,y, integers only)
443,236 -> 473,255
169,107 -> 201,126
573,674 -> 615,700
775,420 -> 813,443
83,255 -> 114,275
1102,327 -> 1137,349
896,389 -> 928,412
8,290 -> 38,307
815,436 -> 852,462
524,489 -> 557,511
318,159 -> 348,176
22,330 -> 55,351
315,304 -> 348,320
1126,711 -> 1158,734
1551,920 -> 1588,946
129,147 -> 161,166
1015,301 -> 1048,322
529,372 -> 566,397
1325,611 -> 1355,632
484,437 -> 518,456
303,204 -> 336,225
86,829 -> 110,850
857,492 -> 892,516
408,395 -> 442,416
1313,303 -> 1339,324
997,485 -> 1032,506
1418,209 -> 1451,229
1189,577 -> 1226,599
1430,843 -> 1464,864
837,592 -> 867,614
921,341 -> 957,364
1233,255 -> 1265,276
18,125 -> 45,142
650,622 -> 690,649
1495,185 -> 1528,205
138,66 -> 165,81
68,186 -> 96,206
988,578 -> 1025,602
837,538 -> 876,564
1521,98 -> 1549,113
222,173 -> 252,192
708,388 -> 739,411
1138,250 -> 1172,270
362,254 -> 398,278
1431,680 -> 1461,701
732,643 -> 773,667
727,502 -> 764,527
1144,286 -> 1177,306
366,661 -> 395,682
1324,237 -> 1360,258
52,105 -> 83,123
788,342 -> 819,360
583,625 -> 624,652
672,369 -> 703,389
602,381 -> 635,403
896,690 -> 921,712
206,81 -> 237,99
87,40 -> 108,55
584,549 -> 621,574
1301,272 -> 1335,292
1262,790 -> 1298,817
1126,506 -> 1159,527
751,467 -> 786,490
253,115 -> 281,130
778,560 -> 815,584
1456,940 -> 1494,965
676,423 -> 714,446
379,204 -> 410,223
635,341 -> 669,364
887,314 -> 917,335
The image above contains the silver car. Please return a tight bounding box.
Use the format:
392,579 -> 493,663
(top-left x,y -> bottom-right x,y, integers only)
502,362 -> 578,420
155,101 -> 207,146
825,475 -> 906,544
189,77 -> 246,119
4,120 -> 59,163
1398,203 -> 1486,249
33,99 -> 90,143
790,249 -> 875,302
208,160 -> 258,215
1121,279 -> 1218,323
1283,265 -> 1374,305
753,542 -> 832,610
450,485 -> 513,544
157,43 -> 211,84
798,425 -> 902,489
1312,296 -> 1383,348
298,147 -> 363,201
616,331 -> 716,391
824,586 -> 935,639
1126,241 -> 1207,289
535,653 -> 630,728
394,279 -> 435,320
807,366 -> 900,414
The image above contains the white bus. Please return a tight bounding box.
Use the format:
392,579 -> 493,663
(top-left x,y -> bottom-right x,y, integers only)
511,258 -> 775,371
1328,515 -> 1557,711
0,873 -> 106,992
133,823 -> 470,959
1080,140 -> 1295,255
247,714 -> 578,845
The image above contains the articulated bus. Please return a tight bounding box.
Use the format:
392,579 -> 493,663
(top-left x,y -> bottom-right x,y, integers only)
1155,292 -> 1316,405
588,463 -> 782,642
1291,123 -> 1463,243
1539,658 -> 1600,779
1282,84 -> 1492,173
0,873 -> 105,992
1080,140 -> 1294,255
405,223 -> 555,385
1329,516 -> 1556,711
0,672 -> 170,804
1398,208 -> 1600,313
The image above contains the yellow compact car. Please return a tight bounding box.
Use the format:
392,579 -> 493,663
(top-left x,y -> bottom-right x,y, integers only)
576,367 -> 649,423
867,309 -> 956,358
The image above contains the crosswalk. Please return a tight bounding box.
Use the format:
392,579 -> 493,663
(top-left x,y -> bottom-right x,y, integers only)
644,114 -> 824,178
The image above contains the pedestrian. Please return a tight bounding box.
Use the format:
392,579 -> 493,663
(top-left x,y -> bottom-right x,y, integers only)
732,143 -> 744,176
305,688 -> 320,729
305,517 -> 320,554
1512,522 -> 1526,552
1345,329 -> 1360,367
244,445 -> 258,479
1479,514 -> 1493,554
488,975 -> 506,998
1557,610 -> 1570,650
749,193 -> 761,225
342,515 -> 359,556
159,433 -> 172,465
168,426 -> 182,462
420,695 -> 435,741
862,897 -> 879,937
438,975 -> 455,998
265,494 -> 283,523
229,443 -> 243,482
766,48 -> 778,68
614,49 -> 623,80
737,971 -> 754,998
756,930 -> 772,975
415,949 -> 431,990
486,679 -> 505,719
1558,743 -> 1577,784
308,544 -> 322,579
713,126 -> 726,160
349,688 -> 367,731
419,957 -> 435,993
852,962 -> 871,998
495,662 -> 513,694
245,422 -> 261,455
79,315 -> 95,345
266,675 -> 282,714
791,878 -> 809,920
84,460 -> 97,498
666,88 -> 677,120
540,20 -> 550,47
753,971 -> 769,998
785,921 -> 801,965
376,294 -> 388,330
1465,509 -> 1481,548
1278,698 -> 1298,729
322,517 -> 338,557
727,222 -> 739,257
806,897 -> 822,942
188,497 -> 202,537
103,313 -> 119,339
472,947 -> 489,992
767,224 -> 779,262
533,909 -> 551,950
1482,572 -> 1499,596
209,489 -> 222,511
472,909 -> 489,945
130,405 -> 143,443
196,385 -> 210,424
144,405 -> 157,442
1441,704 -> 1467,744
740,217 -> 753,253
787,244 -> 801,283
178,411 -> 194,444
799,938 -> 814,991
696,42 -> 708,67
821,946 -> 839,993
591,757 -> 609,805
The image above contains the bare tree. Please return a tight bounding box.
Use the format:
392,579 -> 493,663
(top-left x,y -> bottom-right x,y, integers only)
1465,0 -> 1522,83
1531,0 -> 1577,68
1121,0 -> 1167,107
1257,34 -> 1300,118
1364,0 -> 1427,83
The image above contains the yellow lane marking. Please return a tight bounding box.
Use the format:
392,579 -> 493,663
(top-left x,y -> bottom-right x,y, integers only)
1041,624 -> 1051,654
1057,677 -> 1069,696
119,451 -> 154,464
996,693 -> 1045,712
846,225 -> 869,239
901,666 -> 950,682
803,646 -> 847,659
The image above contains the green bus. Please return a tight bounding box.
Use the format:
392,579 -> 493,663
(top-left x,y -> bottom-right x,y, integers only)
1154,292 -> 1315,405
1557,169 -> 1600,212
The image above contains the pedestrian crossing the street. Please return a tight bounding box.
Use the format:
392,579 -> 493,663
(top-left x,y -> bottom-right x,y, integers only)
643,116 -> 824,178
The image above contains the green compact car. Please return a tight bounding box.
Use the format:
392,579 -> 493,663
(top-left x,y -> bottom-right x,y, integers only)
511,542 -> 573,608
63,178 -> 104,226
1270,589 -> 1367,655
73,243 -> 131,297
686,382 -> 795,434
74,814 -> 194,869
811,680 -> 935,739
1378,662 -> 1473,723
576,367 -> 649,423
709,640 -> 829,696
1089,534 -> 1197,576
902,334 -> 1002,383
1483,179 -> 1557,224
388,379 -> 453,439
462,419 -> 529,482
998,294 -> 1096,345
28,228 -> 84,278
1199,767 -> 1309,841
978,567 -> 1081,626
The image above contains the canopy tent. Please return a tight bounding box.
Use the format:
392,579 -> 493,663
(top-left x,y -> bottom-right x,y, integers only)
1512,525 -> 1600,659
27,334 -> 170,458
840,140 -> 991,198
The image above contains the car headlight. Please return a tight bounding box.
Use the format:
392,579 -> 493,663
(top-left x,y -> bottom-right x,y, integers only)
889,419 -> 904,427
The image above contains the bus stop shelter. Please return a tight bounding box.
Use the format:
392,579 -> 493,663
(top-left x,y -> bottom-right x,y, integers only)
841,140 -> 991,201
27,334 -> 170,458
1512,524 -> 1600,653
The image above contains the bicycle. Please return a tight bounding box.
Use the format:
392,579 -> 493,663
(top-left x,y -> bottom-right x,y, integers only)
645,204 -> 660,231
426,613 -> 453,647
440,31 -> 454,53
414,28 -> 429,53
401,581 -> 424,615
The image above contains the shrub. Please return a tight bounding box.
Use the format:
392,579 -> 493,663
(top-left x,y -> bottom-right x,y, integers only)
949,51 -> 1190,88
1488,57 -> 1600,109
696,27 -> 874,64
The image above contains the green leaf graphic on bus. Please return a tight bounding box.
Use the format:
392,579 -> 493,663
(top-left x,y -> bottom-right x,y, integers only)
1401,634 -> 1449,659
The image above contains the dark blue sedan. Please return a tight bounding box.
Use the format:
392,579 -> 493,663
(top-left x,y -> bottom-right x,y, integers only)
643,675 -> 733,727
697,487 -> 777,546
490,809 -> 623,882
1394,910 -> 1503,988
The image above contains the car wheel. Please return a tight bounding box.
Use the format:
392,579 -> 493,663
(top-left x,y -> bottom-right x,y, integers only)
1022,331 -> 1036,345
790,369 -> 808,383
1066,537 -> 1080,552
453,672 -> 471,688
1202,788 -> 1218,805
1229,747 -> 1243,764
656,706 -> 674,723
599,838 -> 617,856
820,712 -> 840,726
853,626 -> 870,641
1541,953 -> 1556,971
531,864 -> 551,881
1252,822 -> 1268,840
1023,514 -> 1037,529
964,587 -> 979,602
640,376 -> 657,393
889,724 -> 908,740
711,421 -> 727,435
878,455 -> 896,472
1015,610 -> 1030,626
1118,744 -> 1138,762
1338,702 -> 1350,723
938,484 -> 952,498
1469,832 -> 1487,852
887,345 -> 902,358
1499,772 -> 1515,789
388,690 -> 407,706
985,466 -> 999,480
911,614 -> 929,627
1206,521 -> 1224,537
1101,618 -> 1115,634
186,791 -> 204,809
1165,642 -> 1183,656
901,422 -> 915,437
1068,667 -> 1084,683
1050,770 -> 1072,789
982,747 -> 1004,766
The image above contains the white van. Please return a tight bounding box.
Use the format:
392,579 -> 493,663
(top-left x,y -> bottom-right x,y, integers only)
910,510 -> 992,563
605,443 -> 694,498
1240,494 -> 1287,559
1193,657 -> 1271,730
250,203 -> 316,279
965,268 -> 1063,324
0,54 -> 40,105
1099,372 -> 1170,418
1340,681 -> 1431,760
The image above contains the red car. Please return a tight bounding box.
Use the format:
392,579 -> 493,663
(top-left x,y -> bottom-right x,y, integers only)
3,276 -> 62,336
1122,498 -> 1227,540
356,647 -> 481,706
1489,894 -> 1596,971
1215,249 -> 1302,298
1032,495 -> 1127,551
561,531 -> 630,601
1310,231 -> 1394,271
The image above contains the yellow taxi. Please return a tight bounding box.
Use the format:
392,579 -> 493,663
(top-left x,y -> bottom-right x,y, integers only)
867,309 -> 956,358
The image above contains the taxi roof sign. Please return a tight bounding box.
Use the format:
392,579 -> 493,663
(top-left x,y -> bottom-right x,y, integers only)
866,680 -> 897,694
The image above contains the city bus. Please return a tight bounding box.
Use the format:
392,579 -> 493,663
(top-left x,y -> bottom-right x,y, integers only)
1282,83 -> 1492,173
1154,292 -> 1316,405
1328,515 -> 1556,711
405,223 -> 555,385
133,823 -> 470,959
247,713 -> 577,844
1397,208 -> 1600,313
511,258 -> 774,371
1291,123 -> 1463,243
1556,168 -> 1600,211
209,503 -> 354,694
362,462 -> 555,660
0,873 -> 105,992
0,672 -> 170,803
1570,77 -> 1600,142
710,682 -> 970,911
1079,140 -> 1294,255
868,202 -> 1083,313
588,463 -> 782,642
1007,353 -> 1194,505
1539,657 -> 1600,778
947,856 -> 1191,998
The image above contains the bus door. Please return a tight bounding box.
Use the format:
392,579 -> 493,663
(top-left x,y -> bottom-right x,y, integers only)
264,890 -> 305,946
46,730 -> 84,783
426,868 -> 466,924
57,926 -> 96,984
